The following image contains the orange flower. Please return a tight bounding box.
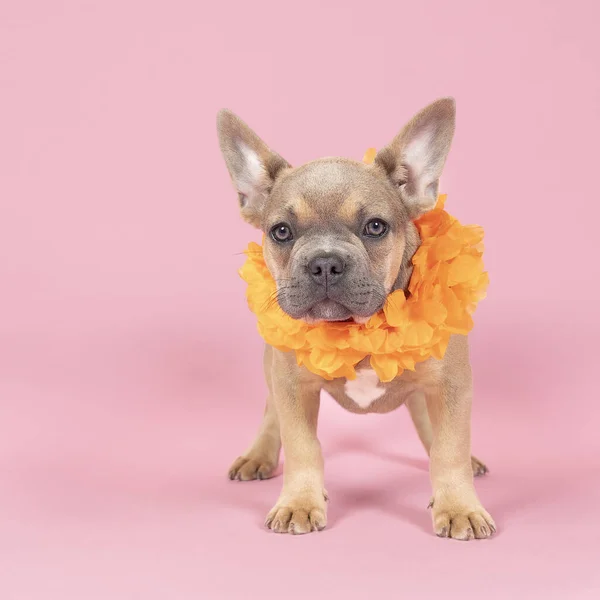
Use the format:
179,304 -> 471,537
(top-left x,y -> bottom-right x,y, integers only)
238,157 -> 488,382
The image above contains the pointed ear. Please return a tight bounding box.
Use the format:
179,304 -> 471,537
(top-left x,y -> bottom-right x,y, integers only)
374,97 -> 456,219
216,110 -> 291,228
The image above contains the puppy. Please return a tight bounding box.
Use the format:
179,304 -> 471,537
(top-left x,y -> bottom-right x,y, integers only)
216,98 -> 495,540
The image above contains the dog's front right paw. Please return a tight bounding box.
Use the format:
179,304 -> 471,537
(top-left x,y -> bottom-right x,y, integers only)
265,497 -> 327,535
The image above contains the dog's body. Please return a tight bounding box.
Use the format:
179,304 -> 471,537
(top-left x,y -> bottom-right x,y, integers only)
218,99 -> 495,540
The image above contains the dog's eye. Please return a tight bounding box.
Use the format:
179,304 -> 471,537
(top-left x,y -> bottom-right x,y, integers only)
363,219 -> 389,238
270,223 -> 294,243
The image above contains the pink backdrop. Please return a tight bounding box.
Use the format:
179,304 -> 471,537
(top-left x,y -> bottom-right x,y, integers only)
1,1 -> 599,598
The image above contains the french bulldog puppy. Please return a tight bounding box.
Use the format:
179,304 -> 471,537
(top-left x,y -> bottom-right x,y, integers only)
217,98 -> 495,540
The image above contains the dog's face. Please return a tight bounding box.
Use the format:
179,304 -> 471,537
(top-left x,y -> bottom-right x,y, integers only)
217,99 -> 455,323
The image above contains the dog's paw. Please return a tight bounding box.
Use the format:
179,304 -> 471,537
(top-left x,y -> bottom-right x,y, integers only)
265,498 -> 327,535
228,455 -> 277,481
471,455 -> 489,477
432,502 -> 496,541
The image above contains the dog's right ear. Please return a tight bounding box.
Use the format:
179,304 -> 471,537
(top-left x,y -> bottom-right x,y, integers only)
216,110 -> 291,228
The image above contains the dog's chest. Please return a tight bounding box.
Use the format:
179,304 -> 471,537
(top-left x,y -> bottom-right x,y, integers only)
343,369 -> 385,408
323,367 -> 415,414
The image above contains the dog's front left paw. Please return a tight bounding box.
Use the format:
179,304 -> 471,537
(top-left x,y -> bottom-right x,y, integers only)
431,500 -> 496,541
265,497 -> 327,535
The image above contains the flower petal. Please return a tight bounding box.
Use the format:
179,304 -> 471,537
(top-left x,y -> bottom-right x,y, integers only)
448,255 -> 484,286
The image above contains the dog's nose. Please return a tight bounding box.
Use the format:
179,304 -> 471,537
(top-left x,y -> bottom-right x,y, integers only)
308,254 -> 345,285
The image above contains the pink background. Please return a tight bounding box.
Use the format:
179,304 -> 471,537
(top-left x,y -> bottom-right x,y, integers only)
1,1 -> 599,598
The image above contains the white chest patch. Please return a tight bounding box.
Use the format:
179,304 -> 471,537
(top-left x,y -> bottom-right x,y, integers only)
344,369 -> 385,409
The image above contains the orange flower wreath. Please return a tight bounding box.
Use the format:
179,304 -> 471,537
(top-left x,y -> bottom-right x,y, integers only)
239,150 -> 489,382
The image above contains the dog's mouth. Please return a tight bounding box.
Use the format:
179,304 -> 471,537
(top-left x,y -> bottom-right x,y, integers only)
302,300 -> 378,324
304,299 -> 353,323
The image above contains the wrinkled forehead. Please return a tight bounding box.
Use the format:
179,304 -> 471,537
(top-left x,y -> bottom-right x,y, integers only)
263,158 -> 407,229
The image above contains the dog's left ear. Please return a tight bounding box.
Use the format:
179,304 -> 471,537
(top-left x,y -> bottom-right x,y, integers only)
217,110 -> 291,228
375,97 -> 456,219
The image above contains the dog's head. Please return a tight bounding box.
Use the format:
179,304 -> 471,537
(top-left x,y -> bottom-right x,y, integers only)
217,98 -> 455,323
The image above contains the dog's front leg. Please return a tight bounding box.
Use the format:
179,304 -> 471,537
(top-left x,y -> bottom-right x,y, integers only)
264,351 -> 326,535
426,376 -> 496,541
